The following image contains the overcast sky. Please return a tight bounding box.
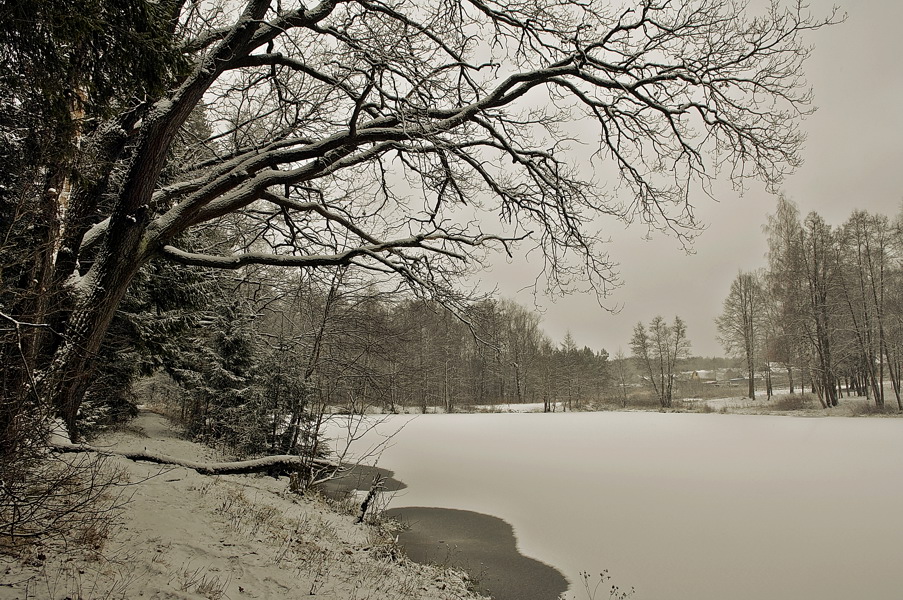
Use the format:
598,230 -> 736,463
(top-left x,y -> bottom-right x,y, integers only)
477,0 -> 903,358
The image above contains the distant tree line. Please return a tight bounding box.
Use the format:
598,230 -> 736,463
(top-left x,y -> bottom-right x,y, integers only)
716,198 -> 903,409
103,258 -> 610,454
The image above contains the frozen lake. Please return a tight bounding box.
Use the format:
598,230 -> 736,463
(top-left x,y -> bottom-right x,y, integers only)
330,412 -> 903,600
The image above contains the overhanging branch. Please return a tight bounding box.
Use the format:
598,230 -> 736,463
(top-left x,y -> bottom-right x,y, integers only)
159,229 -> 509,270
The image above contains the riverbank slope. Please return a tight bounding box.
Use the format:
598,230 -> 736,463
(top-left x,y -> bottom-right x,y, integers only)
0,410 -> 486,600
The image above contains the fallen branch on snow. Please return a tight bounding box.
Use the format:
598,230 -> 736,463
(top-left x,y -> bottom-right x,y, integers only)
50,442 -> 339,476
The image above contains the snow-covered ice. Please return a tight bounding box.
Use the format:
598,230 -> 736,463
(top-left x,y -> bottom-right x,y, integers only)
334,411 -> 903,600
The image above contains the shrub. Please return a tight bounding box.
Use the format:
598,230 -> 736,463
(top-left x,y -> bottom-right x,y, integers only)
847,400 -> 898,417
624,390 -> 661,408
772,394 -> 814,411
1,450 -> 127,554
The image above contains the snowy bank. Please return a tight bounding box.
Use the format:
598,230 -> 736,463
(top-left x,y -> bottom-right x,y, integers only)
0,410 -> 486,600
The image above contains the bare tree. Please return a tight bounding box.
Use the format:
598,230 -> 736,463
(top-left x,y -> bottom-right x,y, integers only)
798,213 -> 842,407
537,336 -> 558,412
889,208 -> 903,407
631,316 -> 690,408
501,299 -> 543,404
766,209 -> 842,407
765,200 -> 903,410
0,0 -> 835,439
611,348 -> 633,408
716,271 -> 767,399
837,211 -> 900,408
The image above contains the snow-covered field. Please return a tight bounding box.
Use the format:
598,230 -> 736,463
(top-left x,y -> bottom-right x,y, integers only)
334,411 -> 903,600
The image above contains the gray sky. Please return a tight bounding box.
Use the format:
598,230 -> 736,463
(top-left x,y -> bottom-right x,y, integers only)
480,0 -> 903,358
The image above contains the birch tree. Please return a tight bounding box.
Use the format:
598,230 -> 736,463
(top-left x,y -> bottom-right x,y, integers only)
764,195 -> 807,393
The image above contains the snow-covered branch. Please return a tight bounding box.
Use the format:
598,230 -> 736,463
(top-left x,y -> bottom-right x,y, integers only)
50,442 -> 338,476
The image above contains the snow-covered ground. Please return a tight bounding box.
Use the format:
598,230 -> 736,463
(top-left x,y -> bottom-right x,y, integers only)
1,411 -> 484,600
361,402 -> 560,414
333,411 -> 903,600
469,402 -> 557,413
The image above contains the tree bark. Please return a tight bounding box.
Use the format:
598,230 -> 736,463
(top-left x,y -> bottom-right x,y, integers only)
38,219 -> 153,439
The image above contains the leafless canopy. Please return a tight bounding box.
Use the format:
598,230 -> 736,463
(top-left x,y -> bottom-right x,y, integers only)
82,0 -> 832,299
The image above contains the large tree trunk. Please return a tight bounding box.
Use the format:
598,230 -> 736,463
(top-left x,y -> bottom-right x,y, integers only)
32,17 -> 238,436
38,218 -> 153,440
